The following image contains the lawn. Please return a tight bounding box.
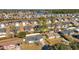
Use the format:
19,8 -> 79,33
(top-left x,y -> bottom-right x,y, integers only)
21,42 -> 42,50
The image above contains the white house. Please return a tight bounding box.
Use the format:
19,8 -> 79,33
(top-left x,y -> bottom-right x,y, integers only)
15,22 -> 20,27
0,24 -> 5,28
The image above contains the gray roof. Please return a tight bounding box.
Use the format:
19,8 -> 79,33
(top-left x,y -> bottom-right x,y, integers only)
62,30 -> 74,34
25,35 -> 42,42
0,28 -> 6,32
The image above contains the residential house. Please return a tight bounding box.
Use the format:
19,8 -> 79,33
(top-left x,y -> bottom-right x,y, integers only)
24,33 -> 43,43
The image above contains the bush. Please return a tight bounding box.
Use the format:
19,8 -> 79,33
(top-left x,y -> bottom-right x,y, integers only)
17,32 -> 26,38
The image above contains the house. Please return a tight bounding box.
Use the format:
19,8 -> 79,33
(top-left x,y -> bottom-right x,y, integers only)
0,23 -> 7,38
47,31 -> 61,39
0,28 -> 6,38
61,30 -> 75,35
15,22 -> 20,27
23,33 -> 43,43
24,25 -> 32,32
0,23 -> 5,28
75,28 -> 79,33
67,27 -> 76,30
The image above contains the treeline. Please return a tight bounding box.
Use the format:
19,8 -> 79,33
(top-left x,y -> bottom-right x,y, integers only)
47,9 -> 79,14
31,9 -> 79,14
29,9 -> 79,14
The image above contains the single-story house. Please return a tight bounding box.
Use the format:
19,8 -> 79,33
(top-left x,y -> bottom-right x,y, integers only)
24,33 -> 43,43
0,28 -> 7,38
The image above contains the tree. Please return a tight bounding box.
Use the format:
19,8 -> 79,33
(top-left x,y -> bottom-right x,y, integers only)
38,17 -> 48,33
41,45 -> 51,50
53,44 -> 72,50
17,32 -> 26,38
10,25 -> 16,33
69,42 -> 79,50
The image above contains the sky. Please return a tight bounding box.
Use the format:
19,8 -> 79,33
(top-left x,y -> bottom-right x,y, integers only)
0,0 -> 79,9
